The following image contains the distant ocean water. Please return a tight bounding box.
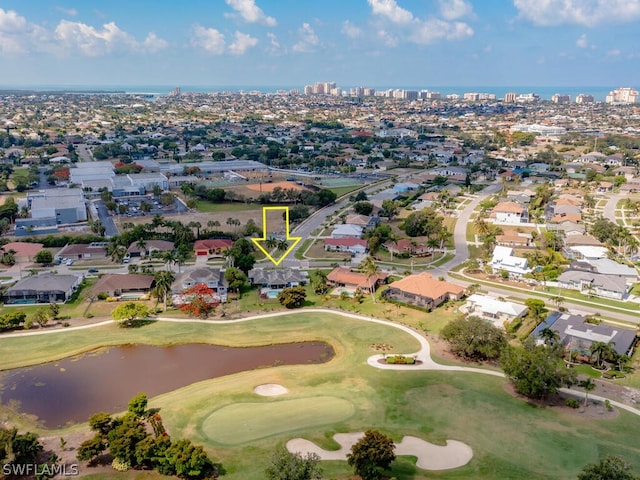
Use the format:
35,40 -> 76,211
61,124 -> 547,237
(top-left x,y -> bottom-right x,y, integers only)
0,84 -> 631,101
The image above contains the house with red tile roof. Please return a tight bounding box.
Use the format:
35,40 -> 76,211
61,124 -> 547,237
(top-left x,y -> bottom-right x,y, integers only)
382,272 -> 466,311
193,239 -> 233,256
326,267 -> 387,292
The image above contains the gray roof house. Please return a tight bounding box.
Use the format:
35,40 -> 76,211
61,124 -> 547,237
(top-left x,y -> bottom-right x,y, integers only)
173,268 -> 227,301
557,270 -> 629,300
3,274 -> 81,304
536,312 -> 637,356
248,268 -> 308,292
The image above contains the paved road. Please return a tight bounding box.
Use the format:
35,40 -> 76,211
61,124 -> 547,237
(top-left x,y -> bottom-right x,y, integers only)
602,193 -> 623,220
437,182 -> 503,272
94,200 -> 119,237
76,144 -> 94,163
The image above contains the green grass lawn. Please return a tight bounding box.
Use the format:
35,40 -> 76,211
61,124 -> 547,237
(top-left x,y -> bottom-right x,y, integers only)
329,185 -> 363,197
2,312 -> 640,479
194,201 -> 264,213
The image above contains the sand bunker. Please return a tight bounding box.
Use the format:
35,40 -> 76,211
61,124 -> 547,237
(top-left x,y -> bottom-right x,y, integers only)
287,432 -> 472,471
254,384 -> 289,396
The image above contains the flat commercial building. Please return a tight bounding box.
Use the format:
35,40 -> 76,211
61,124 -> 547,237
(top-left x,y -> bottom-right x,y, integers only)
26,188 -> 86,225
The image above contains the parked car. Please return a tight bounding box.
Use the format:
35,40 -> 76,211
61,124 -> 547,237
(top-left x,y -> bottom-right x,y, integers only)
87,268 -> 99,273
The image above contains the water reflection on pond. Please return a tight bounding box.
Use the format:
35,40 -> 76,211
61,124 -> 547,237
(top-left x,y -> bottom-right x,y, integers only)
0,341 -> 334,428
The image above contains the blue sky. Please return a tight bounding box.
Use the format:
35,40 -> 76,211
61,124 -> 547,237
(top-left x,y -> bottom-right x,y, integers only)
0,0 -> 639,88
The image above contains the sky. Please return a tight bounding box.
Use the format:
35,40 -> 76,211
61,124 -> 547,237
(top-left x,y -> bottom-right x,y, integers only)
0,0 -> 639,88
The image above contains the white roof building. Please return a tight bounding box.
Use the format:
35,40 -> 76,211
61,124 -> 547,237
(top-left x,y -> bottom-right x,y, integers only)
489,246 -> 531,277
465,294 -> 528,328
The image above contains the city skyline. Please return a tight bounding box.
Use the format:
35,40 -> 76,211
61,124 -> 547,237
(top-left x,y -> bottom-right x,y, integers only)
0,1 -> 639,87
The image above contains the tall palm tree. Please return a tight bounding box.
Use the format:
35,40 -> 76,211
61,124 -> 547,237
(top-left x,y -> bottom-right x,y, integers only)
474,215 -> 491,237
579,378 -> 596,407
360,256 -> 380,303
162,250 -> 177,271
427,237 -> 439,255
438,229 -> 452,250
589,341 -> 609,367
277,239 -> 290,251
153,270 -> 175,311
136,239 -> 147,258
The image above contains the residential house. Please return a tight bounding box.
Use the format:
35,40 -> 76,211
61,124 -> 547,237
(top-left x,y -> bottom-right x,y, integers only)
3,274 -> 81,304
331,224 -> 364,239
495,232 -> 532,247
344,214 -> 379,230
382,272 -> 466,311
535,312 -> 636,356
56,242 -> 108,261
383,239 -> 430,257
326,267 -> 387,293
248,268 -> 308,297
324,238 -> 368,255
127,240 -> 174,258
193,239 -> 233,256
91,274 -> 155,298
1,242 -> 44,262
492,201 -> 529,224
173,268 -> 227,301
489,246 -> 531,278
557,270 -> 629,300
464,293 -> 528,327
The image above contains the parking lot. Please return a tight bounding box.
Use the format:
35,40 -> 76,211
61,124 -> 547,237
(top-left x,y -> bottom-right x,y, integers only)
113,195 -> 188,218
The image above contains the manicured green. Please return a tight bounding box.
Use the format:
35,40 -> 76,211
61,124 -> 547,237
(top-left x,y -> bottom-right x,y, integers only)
2,312 -> 640,480
202,396 -> 354,445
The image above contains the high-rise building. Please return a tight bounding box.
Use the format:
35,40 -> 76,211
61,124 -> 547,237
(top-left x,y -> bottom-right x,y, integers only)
606,87 -> 639,104
575,94 -> 595,104
551,94 -> 571,104
504,92 -> 518,102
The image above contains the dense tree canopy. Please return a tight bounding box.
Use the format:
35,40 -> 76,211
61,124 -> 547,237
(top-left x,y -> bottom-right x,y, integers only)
577,455 -> 638,480
441,316 -> 507,361
347,430 -> 396,480
264,446 -> 322,480
277,286 -> 307,309
402,208 -> 444,238
111,302 -> 149,327
500,341 -> 576,399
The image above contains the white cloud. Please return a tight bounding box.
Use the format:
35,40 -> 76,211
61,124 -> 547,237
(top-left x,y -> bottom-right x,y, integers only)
54,20 -> 167,56
228,31 -> 258,55
55,6 -> 78,17
0,9 -> 166,57
367,0 -> 414,24
341,20 -> 363,39
411,19 -> 473,44
607,48 -> 621,57
143,32 -> 169,53
191,25 -> 226,54
377,29 -> 399,47
513,0 -> 640,27
225,0 -> 276,26
439,0 -> 474,20
364,0 -> 473,46
576,33 -> 588,48
292,23 -> 319,52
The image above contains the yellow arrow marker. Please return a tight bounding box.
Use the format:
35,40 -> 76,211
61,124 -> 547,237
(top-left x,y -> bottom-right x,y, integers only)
251,206 -> 302,266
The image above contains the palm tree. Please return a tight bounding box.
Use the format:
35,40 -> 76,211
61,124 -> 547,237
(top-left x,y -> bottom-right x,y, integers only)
162,250 -> 177,271
153,270 -> 175,311
207,220 -> 220,230
579,378 -> 596,407
539,326 -> 560,347
438,229 -> 452,250
474,214 -> 491,237
136,239 -> 147,258
265,237 -> 278,249
427,237 -> 439,255
277,239 -> 289,251
589,341 -> 609,367
360,256 -> 380,303
551,295 -> 564,311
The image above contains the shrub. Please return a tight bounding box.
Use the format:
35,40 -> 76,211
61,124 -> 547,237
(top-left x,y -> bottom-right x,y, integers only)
385,355 -> 415,365
96,292 -> 109,300
605,399 -> 613,411
112,458 -> 131,472
62,322 -> 70,327
565,398 -> 580,409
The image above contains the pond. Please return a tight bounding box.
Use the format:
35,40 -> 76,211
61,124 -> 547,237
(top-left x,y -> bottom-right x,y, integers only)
0,341 -> 334,428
